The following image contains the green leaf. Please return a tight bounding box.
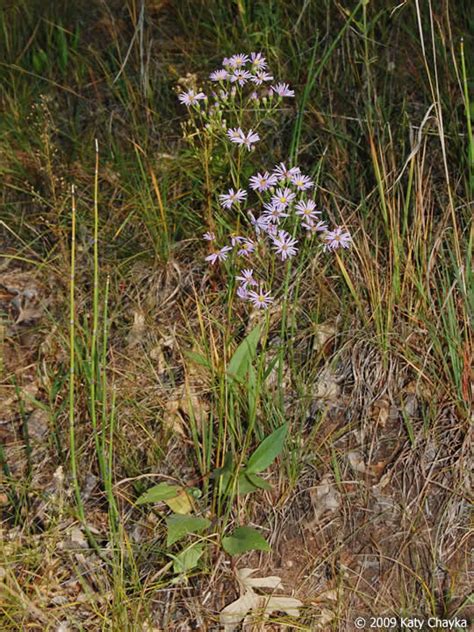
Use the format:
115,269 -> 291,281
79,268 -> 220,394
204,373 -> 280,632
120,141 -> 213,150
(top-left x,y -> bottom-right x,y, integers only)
246,423 -> 288,474
247,363 -> 258,418
172,543 -> 204,574
263,354 -> 280,381
237,472 -> 272,495
212,452 -> 234,495
244,472 -> 272,491
136,483 -> 181,505
184,350 -> 211,370
165,489 -> 193,514
166,514 -> 211,547
222,526 -> 270,556
211,452 -> 233,479
237,472 -> 258,495
227,324 -> 261,383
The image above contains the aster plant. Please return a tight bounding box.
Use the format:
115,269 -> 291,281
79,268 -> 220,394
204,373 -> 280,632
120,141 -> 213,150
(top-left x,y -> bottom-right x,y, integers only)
177,52 -> 352,310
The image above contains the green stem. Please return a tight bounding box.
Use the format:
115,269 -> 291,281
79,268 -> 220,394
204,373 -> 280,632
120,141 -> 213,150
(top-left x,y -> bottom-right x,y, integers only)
69,185 -> 86,523
90,139 -> 106,481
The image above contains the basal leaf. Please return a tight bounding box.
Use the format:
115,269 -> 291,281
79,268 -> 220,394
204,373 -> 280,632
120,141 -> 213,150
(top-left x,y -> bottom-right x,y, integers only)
237,473 -> 272,495
172,543 -> 204,574
237,472 -> 259,495
246,423 -> 288,474
136,483 -> 181,505
222,526 -> 270,556
212,452 -> 234,479
165,489 -> 193,514
166,514 -> 211,547
244,472 -> 272,491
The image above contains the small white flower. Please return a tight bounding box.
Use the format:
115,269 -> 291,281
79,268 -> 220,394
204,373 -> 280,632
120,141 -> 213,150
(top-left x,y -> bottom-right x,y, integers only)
295,199 -> 320,220
248,285 -> 274,309
236,269 -> 257,287
323,227 -> 352,251
271,230 -> 298,261
291,173 -> 314,190
250,52 -> 267,69
229,53 -> 250,68
210,69 -> 229,82
178,90 -> 206,106
271,187 -> 296,210
219,188 -> 247,209
273,162 -> 301,181
205,245 -> 232,264
272,82 -> 295,97
249,171 -> 278,192
251,71 -> 274,85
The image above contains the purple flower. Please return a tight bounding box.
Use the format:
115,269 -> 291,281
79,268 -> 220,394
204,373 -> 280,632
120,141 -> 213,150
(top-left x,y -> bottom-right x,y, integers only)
178,90 -> 207,106
230,69 -> 252,86
249,210 -> 271,235
236,285 -> 249,300
302,219 -> 328,234
242,129 -> 260,151
262,201 -> 289,223
323,227 -> 352,251
219,188 -> 247,209
249,171 -> 278,192
272,83 -> 295,97
271,187 -> 296,210
230,234 -> 245,246
248,285 -> 274,309
291,173 -> 314,190
203,231 -> 216,241
236,269 -> 257,287
226,128 -> 259,150
263,222 -> 278,236
226,127 -> 246,144
295,199 -> 320,220
250,52 -> 267,69
273,162 -> 301,181
229,53 -> 250,68
238,239 -> 256,257
271,230 -> 298,261
210,69 -> 229,82
251,71 -> 274,85
205,245 -> 232,265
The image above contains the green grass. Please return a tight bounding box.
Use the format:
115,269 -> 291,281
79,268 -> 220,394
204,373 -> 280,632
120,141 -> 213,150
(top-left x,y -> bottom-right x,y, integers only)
0,1 -> 472,629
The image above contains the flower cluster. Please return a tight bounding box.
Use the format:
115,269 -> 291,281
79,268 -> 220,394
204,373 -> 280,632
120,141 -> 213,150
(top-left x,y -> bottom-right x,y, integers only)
177,52 -> 295,153
177,53 -> 352,310
205,161 -> 351,308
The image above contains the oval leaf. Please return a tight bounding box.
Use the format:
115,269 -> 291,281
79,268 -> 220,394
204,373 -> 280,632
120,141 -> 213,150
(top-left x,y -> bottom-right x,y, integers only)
165,489 -> 194,515
166,514 -> 211,547
237,473 -> 272,495
246,423 -> 288,474
244,472 -> 272,491
237,472 -> 259,495
136,482 -> 181,505
172,543 -> 204,574
222,526 -> 270,556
